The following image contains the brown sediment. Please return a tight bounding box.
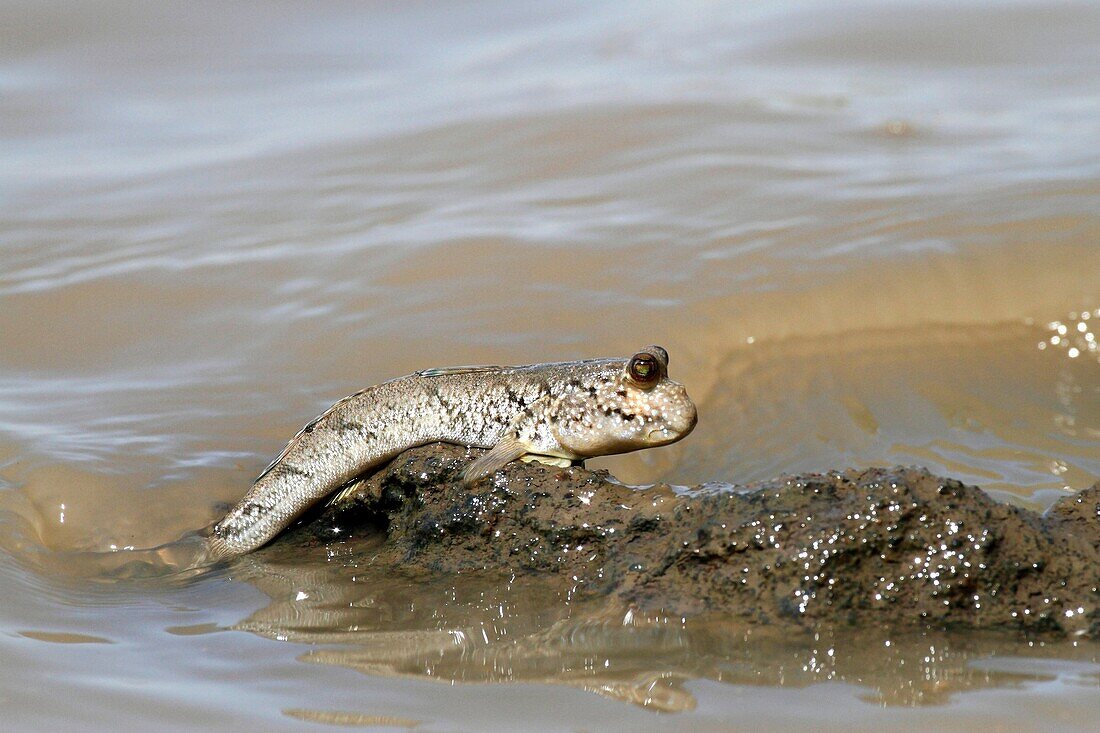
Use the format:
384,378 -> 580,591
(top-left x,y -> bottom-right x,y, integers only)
287,443 -> 1099,638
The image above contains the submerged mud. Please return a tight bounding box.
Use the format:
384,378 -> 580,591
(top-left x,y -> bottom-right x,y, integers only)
286,443 -> 1099,638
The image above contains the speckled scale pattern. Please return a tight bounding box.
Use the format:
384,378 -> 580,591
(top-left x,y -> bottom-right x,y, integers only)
207,349 -> 697,558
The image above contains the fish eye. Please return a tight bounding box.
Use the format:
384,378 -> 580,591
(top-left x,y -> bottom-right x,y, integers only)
627,353 -> 660,387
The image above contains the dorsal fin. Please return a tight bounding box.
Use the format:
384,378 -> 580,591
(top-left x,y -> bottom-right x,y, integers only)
415,365 -> 505,377
252,386 -> 371,482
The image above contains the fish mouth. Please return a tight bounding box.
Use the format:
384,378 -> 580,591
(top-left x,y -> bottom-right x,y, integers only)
645,427 -> 675,443
645,409 -> 697,445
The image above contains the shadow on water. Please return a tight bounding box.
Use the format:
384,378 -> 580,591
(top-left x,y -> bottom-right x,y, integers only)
4,504 -> 1096,714
0,465 -> 1097,716
218,530 -> 1100,712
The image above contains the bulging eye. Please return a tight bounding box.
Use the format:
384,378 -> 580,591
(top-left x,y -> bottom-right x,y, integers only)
627,353 -> 660,387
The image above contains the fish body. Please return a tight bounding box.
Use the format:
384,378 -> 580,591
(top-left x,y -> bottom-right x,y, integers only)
208,346 -> 696,558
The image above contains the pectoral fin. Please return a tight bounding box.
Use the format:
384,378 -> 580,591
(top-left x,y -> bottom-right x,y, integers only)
461,436 -> 529,486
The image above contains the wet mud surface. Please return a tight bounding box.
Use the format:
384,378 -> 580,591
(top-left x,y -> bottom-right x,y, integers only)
287,443 -> 1099,638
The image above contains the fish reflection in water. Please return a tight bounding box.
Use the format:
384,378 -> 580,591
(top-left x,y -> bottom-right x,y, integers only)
228,536 -> 1100,712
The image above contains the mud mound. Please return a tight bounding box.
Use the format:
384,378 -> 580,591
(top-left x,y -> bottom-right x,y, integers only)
287,444 -> 1099,637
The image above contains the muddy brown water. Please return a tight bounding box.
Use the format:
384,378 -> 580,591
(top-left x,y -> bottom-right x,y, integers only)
1,1 -> 1098,730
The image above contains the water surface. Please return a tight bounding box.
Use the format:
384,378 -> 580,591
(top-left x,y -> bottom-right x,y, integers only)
1,1 -> 1098,730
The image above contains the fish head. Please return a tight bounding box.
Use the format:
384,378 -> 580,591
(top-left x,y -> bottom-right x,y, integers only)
550,345 -> 697,457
